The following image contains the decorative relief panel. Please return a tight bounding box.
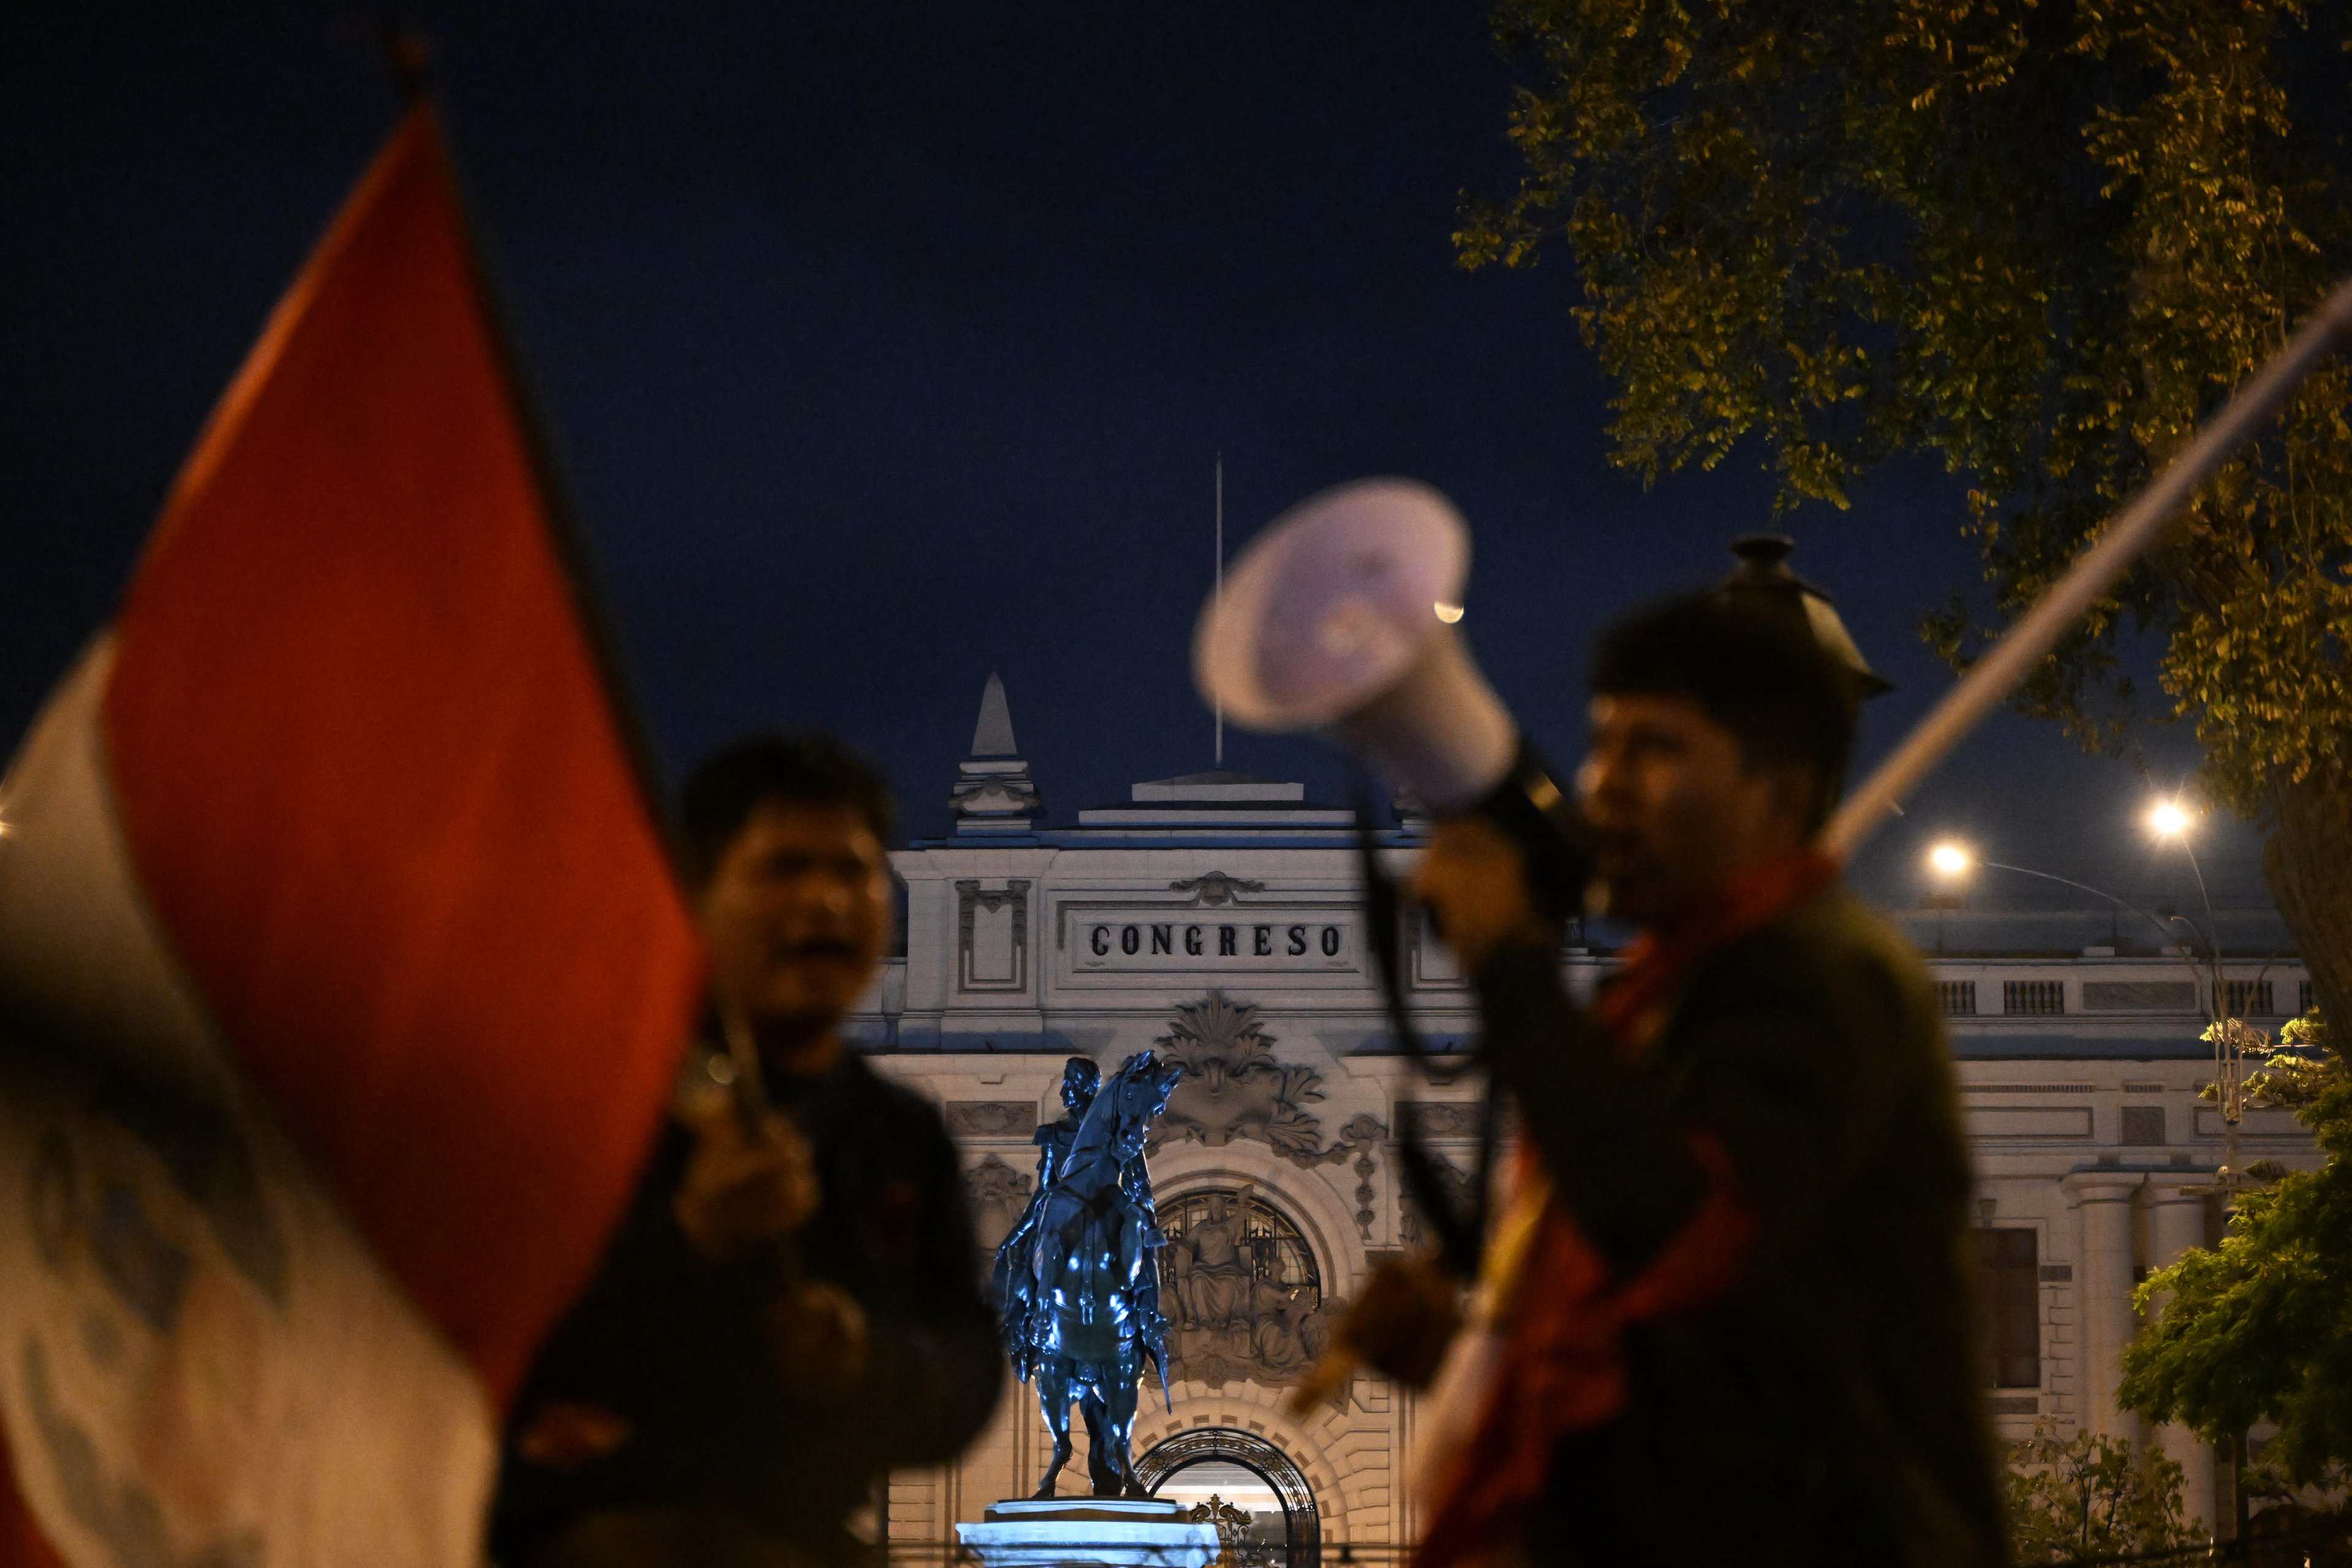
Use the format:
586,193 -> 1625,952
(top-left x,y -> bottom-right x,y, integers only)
956,878 -> 1030,992
945,1101 -> 1039,1139
1168,870 -> 1267,907
964,1153 -> 1031,1254
1161,1188 -> 1346,1392
1148,993 -> 1385,1175
2082,981 -> 2200,1012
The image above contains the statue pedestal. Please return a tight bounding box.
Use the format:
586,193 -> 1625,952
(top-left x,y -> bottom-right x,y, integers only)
956,1498 -> 1221,1568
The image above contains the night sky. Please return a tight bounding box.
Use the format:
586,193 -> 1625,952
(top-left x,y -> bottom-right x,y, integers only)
0,3 -> 2278,927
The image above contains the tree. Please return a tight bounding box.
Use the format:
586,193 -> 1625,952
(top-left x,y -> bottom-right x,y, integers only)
2124,1022 -> 2352,1484
1457,0 -> 2352,1044
2003,1424 -> 2198,1562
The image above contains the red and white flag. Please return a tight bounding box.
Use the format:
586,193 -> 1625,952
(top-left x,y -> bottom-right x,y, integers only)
0,104 -> 705,1567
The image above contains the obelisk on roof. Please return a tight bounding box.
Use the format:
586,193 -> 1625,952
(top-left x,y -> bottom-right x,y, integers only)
971,671 -> 1019,757
951,673 -> 1041,834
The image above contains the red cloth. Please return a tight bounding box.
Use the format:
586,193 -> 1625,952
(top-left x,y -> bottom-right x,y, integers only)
0,1420 -> 66,1568
1415,851 -> 1838,1568
102,105 -> 705,1411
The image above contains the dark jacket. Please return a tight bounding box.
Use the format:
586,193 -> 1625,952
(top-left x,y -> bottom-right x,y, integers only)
1476,885 -> 2007,1568
489,1047 -> 1001,1567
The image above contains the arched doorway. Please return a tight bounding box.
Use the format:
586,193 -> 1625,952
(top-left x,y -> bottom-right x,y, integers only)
1137,1428 -> 1320,1568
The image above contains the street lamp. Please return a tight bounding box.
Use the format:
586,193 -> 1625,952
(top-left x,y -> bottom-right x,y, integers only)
2146,797 -> 2272,1526
1920,841 -> 1977,952
2144,799 -> 2219,956
1921,837 -> 2156,948
1931,821 -> 2258,1188
2146,797 -> 2250,1191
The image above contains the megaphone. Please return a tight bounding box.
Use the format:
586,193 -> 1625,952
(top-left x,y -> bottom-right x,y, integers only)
1193,478 -> 1592,922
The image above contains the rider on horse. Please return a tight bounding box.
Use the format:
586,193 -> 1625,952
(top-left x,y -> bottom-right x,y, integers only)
990,1051 -> 1181,1498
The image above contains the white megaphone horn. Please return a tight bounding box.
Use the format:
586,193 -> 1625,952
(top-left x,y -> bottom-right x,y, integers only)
1192,478 -> 1591,919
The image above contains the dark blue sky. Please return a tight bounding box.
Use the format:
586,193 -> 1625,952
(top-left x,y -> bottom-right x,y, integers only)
0,2 -> 2275,924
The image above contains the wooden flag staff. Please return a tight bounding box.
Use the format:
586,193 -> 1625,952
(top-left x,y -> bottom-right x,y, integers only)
1824,275 -> 2352,862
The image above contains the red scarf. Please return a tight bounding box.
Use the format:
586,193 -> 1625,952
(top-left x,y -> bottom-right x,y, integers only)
1415,850 -> 1839,1568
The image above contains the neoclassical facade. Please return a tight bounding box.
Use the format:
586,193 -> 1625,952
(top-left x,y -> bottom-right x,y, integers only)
856,678 -> 2317,1556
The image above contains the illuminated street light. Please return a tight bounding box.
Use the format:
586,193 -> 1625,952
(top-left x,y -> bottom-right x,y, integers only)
2141,794 -> 2241,1191
1433,601 -> 1464,624
1921,840 -> 2182,960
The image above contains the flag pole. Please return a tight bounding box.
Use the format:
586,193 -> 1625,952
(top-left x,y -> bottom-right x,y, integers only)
1214,453 -> 1224,769
1824,274 -> 2352,862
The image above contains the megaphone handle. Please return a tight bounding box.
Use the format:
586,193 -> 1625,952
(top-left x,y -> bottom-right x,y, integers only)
1354,796 -> 1488,1280
1470,738 -> 1594,928
1352,796 -> 1472,1085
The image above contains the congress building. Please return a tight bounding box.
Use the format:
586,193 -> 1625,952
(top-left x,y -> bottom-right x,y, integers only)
853,677 -> 2318,1561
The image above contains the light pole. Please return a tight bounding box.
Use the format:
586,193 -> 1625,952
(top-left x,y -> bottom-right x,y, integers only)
1929,827 -> 2245,1534
1932,816 -> 2251,1168
1924,831 -> 2243,1177
1923,841 -> 2174,951
2145,801 -> 2247,1194
2144,798 -> 2263,1542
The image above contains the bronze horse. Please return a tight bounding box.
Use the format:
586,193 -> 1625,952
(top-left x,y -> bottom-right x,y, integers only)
994,1050 -> 1180,1497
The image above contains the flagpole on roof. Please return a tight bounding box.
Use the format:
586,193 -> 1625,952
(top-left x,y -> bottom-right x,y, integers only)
1214,453 -> 1224,769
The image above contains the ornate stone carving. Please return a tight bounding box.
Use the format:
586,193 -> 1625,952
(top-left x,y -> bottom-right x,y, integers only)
1160,1188 -> 1348,1392
1151,993 -> 1320,1157
1186,1496 -> 1259,1568
1167,871 -> 1267,907
949,767 -> 1041,820
965,1153 -> 1033,1254
1149,993 -> 1387,1177
946,1101 -> 1039,1138
1337,1113 -> 1384,1240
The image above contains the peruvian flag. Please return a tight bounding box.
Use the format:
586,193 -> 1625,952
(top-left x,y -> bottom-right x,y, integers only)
0,104 -> 705,1567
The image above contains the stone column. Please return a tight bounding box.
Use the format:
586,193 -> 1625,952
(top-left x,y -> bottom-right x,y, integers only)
2147,1183 -> 2217,1529
2066,1171 -> 2144,1439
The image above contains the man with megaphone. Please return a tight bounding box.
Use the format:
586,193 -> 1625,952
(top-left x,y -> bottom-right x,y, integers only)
1199,485 -> 2005,1568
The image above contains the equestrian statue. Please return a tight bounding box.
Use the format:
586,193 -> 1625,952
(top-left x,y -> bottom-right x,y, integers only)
991,1052 -> 1182,1498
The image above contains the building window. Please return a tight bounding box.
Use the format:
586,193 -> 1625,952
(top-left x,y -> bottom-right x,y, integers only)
2303,980 -> 2317,1017
1973,1227 -> 2041,1388
1938,981 -> 1978,1017
2222,979 -> 2275,1018
2119,1106 -> 2166,1146
2003,981 -> 2065,1016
